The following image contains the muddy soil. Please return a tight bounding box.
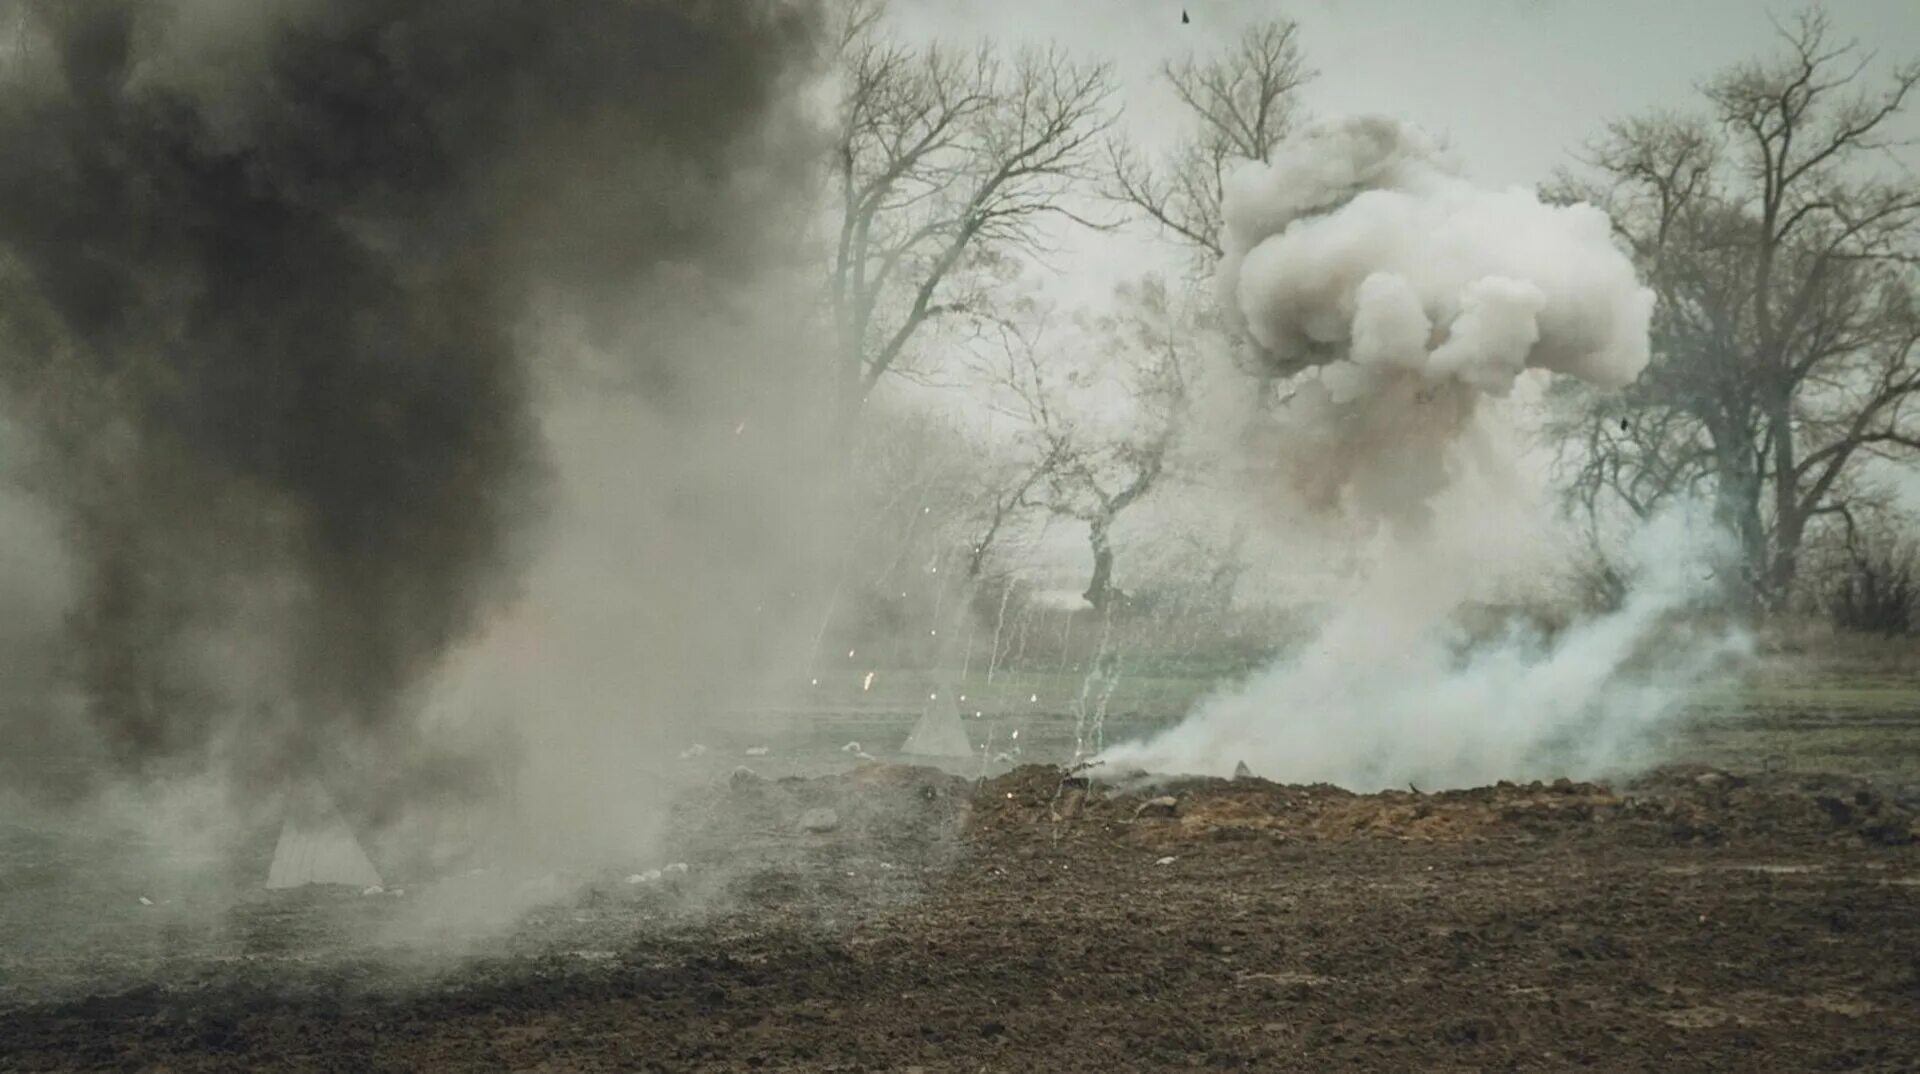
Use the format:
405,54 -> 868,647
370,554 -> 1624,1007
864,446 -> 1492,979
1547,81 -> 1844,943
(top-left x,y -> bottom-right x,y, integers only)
3,764 -> 1918,1072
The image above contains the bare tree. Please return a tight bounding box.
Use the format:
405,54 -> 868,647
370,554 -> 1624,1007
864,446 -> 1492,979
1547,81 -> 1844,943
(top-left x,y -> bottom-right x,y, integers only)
1045,277 -> 1196,614
827,1 -> 1116,447
1549,11 -> 1920,610
1107,20 -> 1314,265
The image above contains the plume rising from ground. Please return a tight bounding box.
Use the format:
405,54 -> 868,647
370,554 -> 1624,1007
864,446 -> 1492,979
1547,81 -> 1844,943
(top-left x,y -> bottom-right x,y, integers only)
0,0 -> 829,869
1101,117 -> 1742,787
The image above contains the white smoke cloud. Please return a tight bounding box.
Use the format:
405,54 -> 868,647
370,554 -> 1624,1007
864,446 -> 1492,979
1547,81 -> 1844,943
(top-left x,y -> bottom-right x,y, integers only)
1097,117 -> 1739,788
1101,505 -> 1750,789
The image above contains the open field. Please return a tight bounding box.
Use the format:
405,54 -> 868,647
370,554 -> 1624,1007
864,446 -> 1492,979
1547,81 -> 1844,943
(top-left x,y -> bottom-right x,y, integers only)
4,657 -> 1920,1072
2,759 -> 1917,1072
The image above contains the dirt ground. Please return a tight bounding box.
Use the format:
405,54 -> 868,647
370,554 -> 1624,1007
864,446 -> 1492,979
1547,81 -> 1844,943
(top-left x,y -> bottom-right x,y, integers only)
3,762 -> 1919,1072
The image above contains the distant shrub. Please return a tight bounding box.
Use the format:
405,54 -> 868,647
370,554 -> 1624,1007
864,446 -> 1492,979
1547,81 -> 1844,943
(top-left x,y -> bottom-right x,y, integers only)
1825,536 -> 1917,638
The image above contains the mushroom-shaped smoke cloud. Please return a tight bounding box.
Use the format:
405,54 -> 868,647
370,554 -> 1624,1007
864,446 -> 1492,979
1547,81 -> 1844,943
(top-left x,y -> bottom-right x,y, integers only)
1217,117 -> 1654,526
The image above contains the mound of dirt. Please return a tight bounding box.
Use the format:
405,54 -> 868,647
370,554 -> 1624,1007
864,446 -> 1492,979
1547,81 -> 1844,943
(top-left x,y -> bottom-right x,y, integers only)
970,764 -> 1920,849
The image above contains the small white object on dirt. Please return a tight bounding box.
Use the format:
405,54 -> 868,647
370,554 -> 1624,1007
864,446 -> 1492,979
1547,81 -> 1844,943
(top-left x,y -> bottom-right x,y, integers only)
744,746 -> 770,757
266,777 -> 383,891
663,862 -> 689,875
626,869 -> 663,885
138,896 -> 153,906
798,807 -> 840,833
841,741 -> 863,753
854,751 -> 876,762
1155,856 -> 1177,866
992,752 -> 1016,764
1133,796 -> 1179,819
901,686 -> 973,758
362,885 -> 384,896
678,744 -> 708,760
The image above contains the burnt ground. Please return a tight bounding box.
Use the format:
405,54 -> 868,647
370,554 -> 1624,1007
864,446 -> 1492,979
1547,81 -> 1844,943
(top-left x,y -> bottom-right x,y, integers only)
3,764 -> 1919,1072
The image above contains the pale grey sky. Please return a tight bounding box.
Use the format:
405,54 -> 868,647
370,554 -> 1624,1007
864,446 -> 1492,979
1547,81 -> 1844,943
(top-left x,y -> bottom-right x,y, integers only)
889,0 -> 1920,540
893,0 -> 1920,303
898,0 -> 1919,187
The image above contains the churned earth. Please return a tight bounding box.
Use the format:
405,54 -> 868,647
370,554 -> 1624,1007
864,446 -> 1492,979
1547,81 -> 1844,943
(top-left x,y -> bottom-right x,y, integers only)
3,763 -> 1918,1072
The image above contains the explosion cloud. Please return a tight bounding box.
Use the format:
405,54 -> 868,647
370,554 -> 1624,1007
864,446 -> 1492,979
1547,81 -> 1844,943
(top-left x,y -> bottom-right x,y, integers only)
0,0 -> 823,815
1100,116 -> 1742,788
1217,116 -> 1653,529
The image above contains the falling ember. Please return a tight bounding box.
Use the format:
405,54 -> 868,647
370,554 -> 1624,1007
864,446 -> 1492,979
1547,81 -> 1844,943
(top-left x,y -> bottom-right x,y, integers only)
862,672 -> 875,691
1030,694 -> 1038,703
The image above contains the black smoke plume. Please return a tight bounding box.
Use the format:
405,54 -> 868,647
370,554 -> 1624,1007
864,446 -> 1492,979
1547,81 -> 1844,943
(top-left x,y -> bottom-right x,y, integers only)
0,0 -> 821,798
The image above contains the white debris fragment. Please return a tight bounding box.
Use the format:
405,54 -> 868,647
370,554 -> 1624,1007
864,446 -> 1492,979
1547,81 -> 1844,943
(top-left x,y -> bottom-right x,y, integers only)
993,752 -> 1016,764
1133,796 -> 1180,819
362,885 -> 384,896
1155,856 -> 1177,866
138,896 -> 153,907
677,744 -> 708,760
855,751 -> 876,762
626,869 -> 663,885
744,746 -> 770,757
841,741 -> 863,753
663,862 -> 689,875
391,889 -> 405,897
798,807 -> 840,833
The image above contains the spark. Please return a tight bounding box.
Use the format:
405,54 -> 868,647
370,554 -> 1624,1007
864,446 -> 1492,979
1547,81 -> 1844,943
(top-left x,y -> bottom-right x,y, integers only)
862,671 -> 875,691
1029,693 -> 1038,703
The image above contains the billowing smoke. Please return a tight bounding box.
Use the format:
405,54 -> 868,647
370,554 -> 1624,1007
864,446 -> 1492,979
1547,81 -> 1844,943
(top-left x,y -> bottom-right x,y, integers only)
0,0 -> 826,824
1101,117 -> 1743,788
1217,116 -> 1651,529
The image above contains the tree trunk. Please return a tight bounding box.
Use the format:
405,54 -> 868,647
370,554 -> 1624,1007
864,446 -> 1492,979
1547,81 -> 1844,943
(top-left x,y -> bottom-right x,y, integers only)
1083,514 -> 1116,613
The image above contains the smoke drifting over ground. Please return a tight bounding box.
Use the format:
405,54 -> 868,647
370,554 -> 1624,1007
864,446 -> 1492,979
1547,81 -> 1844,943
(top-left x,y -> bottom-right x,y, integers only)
0,0 -> 828,854
1102,116 -> 1742,788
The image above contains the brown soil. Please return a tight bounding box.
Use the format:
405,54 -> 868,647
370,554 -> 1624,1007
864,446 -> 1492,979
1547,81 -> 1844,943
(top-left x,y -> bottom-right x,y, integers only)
3,763 -> 1918,1072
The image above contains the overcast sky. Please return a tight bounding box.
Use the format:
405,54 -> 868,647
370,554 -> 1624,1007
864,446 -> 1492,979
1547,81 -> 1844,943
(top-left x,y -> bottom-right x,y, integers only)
888,0 -> 1920,547
892,0 -> 1920,304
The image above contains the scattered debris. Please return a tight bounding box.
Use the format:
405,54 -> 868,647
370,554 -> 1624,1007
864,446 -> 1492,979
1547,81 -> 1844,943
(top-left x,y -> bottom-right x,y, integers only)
361,885 -> 384,896
841,741 -> 863,753
1134,796 -> 1180,819
744,746 -> 770,757
663,862 -> 689,875
677,744 -> 708,760
137,897 -> 152,907
1155,856 -> 1177,866
798,807 -> 841,833
626,869 -> 663,885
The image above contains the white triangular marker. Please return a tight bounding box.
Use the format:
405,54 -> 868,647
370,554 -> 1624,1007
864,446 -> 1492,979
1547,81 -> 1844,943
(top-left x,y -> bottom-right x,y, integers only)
900,687 -> 973,758
265,778 -> 383,890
